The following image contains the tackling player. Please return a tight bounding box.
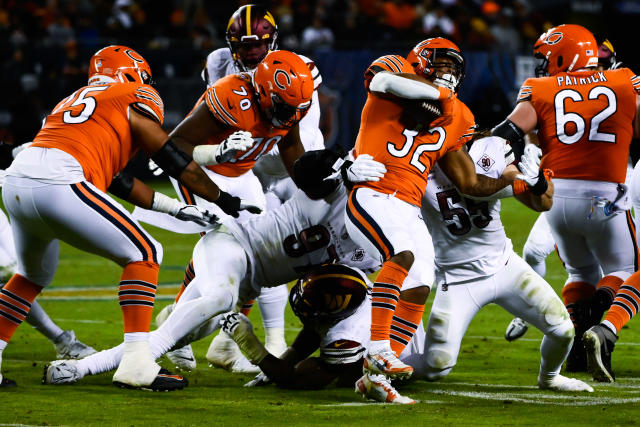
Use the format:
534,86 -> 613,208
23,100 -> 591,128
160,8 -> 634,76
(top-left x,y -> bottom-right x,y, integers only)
490,24 -> 640,384
345,38 -> 523,382
0,45 -> 227,390
402,136 -> 592,392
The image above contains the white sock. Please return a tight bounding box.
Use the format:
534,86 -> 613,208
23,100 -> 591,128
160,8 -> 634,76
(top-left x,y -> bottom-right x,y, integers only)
369,339 -> 390,354
539,334 -> 571,380
257,285 -> 287,329
25,301 -> 64,341
124,332 -> 149,342
602,320 -> 617,335
77,344 -> 124,377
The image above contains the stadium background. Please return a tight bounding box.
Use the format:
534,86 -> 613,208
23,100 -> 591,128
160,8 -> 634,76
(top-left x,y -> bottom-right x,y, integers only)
0,0 -> 638,171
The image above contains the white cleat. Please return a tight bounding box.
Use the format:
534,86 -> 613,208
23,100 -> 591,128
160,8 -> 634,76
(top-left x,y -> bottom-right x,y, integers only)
53,330 -> 97,359
206,331 -> 260,374
505,318 -> 529,342
155,303 -> 174,328
363,347 -> 413,380
356,373 -> 416,404
166,344 -> 197,372
43,360 -> 82,385
538,374 -> 594,392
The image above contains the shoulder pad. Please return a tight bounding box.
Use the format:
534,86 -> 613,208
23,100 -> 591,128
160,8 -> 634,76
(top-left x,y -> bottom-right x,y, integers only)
132,84 -> 164,124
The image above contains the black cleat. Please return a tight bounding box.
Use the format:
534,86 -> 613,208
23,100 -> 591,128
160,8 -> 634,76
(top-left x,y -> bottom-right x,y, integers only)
1,377 -> 17,388
583,324 -> 617,383
113,368 -> 188,392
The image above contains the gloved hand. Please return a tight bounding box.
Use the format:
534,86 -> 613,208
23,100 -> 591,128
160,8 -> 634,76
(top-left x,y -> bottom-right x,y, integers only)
244,372 -> 271,387
148,158 -> 164,176
324,154 -> 387,184
151,192 -> 218,226
192,131 -> 254,166
219,312 -> 269,365
215,190 -> 262,218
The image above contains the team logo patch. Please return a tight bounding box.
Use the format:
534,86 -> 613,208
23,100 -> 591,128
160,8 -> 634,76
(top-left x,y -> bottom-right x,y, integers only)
477,155 -> 495,172
351,248 -> 365,262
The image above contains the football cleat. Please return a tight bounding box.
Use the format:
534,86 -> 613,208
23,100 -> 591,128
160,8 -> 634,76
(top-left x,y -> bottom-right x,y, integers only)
364,348 -> 413,380
114,368 -> 188,392
155,303 -> 174,328
43,360 -> 82,385
583,324 -> 617,383
112,341 -> 164,389
166,345 -> 197,372
356,373 -> 416,404
53,330 -> 97,360
538,374 -> 593,392
0,376 -> 16,388
206,331 -> 260,374
505,317 -> 529,342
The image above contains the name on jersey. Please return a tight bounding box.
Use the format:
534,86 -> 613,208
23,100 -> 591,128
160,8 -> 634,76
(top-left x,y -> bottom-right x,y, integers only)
556,72 -> 607,87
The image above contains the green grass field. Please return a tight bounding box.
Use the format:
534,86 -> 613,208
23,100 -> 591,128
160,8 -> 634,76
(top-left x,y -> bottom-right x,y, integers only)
2,182 -> 640,426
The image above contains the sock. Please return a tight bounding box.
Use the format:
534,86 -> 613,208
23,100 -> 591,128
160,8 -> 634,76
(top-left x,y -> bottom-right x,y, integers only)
390,299 -> 424,356
257,285 -> 287,329
0,274 -> 43,342
561,281 -> 595,329
592,275 -> 624,321
78,344 -> 124,377
240,300 -> 254,316
603,271 -> 640,333
174,259 -> 195,303
119,261 -> 159,333
539,334 -> 572,381
25,300 -> 64,342
371,261 -> 409,342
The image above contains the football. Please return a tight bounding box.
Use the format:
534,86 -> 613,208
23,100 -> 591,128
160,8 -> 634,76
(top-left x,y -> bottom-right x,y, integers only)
401,99 -> 443,127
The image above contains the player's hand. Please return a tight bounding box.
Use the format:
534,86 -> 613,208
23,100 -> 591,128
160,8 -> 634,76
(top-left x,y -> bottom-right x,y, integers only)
215,131 -> 253,164
244,372 -> 271,387
523,144 -> 542,167
345,154 -> 386,183
215,191 -> 262,217
516,146 -> 542,185
148,158 -> 164,176
174,204 -> 218,227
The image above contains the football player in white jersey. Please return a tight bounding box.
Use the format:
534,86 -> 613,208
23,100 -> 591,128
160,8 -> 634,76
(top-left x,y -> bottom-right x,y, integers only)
44,150 -> 429,388
400,136 -> 593,392
0,206 -> 95,361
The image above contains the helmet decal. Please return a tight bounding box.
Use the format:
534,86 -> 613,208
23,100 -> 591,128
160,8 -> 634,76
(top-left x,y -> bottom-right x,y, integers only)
274,69 -> 291,90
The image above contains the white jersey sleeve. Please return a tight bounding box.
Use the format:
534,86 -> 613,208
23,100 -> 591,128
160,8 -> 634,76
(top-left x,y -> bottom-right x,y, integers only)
202,48 -> 240,87
421,137 -> 512,284
222,186 -> 379,293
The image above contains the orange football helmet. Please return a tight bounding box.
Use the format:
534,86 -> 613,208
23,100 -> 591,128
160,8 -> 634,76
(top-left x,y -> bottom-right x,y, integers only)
533,24 -> 598,77
253,50 -> 313,129
226,4 -> 278,71
88,45 -> 153,86
407,38 -> 465,92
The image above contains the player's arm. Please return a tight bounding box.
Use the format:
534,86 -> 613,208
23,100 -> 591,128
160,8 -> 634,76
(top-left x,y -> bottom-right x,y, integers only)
439,148 -> 518,197
514,172 -> 554,212
491,101 -> 537,162
278,123 -> 305,177
369,71 -> 453,101
168,102 -> 226,154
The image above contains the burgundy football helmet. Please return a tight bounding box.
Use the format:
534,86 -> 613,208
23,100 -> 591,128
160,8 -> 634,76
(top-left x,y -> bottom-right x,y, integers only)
226,4 -> 278,71
289,264 -> 369,324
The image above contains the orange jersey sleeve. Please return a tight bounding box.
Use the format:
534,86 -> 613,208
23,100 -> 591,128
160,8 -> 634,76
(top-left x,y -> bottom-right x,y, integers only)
520,68 -> 639,183
201,74 -> 290,177
354,93 -> 476,207
31,83 -> 164,191
364,54 -> 415,90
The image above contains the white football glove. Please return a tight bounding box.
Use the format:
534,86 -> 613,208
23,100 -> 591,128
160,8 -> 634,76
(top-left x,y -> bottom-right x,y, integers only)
219,312 -> 268,364
244,372 -> 271,387
151,192 -> 218,226
192,131 -> 254,166
148,158 -> 164,176
324,154 -> 387,183
516,147 -> 543,187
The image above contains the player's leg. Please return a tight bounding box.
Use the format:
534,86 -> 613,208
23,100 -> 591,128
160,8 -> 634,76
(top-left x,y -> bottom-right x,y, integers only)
495,254 -> 592,392
346,188 -> 421,379
583,209 -> 639,382
546,195 -> 600,372
0,179 -> 59,386
522,212 -> 556,278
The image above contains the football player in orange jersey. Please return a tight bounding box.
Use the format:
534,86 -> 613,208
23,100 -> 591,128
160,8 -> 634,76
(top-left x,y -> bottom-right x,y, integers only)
0,45 -> 237,389
345,38 -> 525,393
491,24 -> 640,384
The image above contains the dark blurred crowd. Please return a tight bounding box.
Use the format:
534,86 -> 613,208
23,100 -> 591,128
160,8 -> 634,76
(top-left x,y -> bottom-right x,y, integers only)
0,0 -> 634,147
